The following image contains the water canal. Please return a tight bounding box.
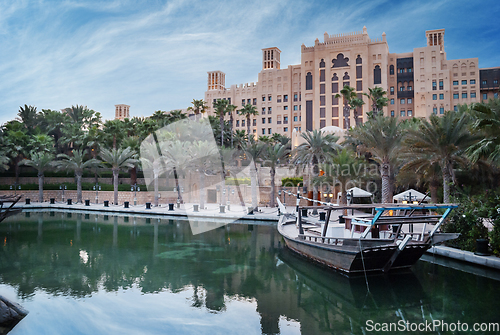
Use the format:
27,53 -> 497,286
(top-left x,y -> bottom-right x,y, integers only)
1,211 -> 499,334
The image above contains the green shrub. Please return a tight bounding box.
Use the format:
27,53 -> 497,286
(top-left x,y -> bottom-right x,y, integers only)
281,177 -> 303,187
225,178 -> 251,185
490,216 -> 500,256
442,190 -> 498,252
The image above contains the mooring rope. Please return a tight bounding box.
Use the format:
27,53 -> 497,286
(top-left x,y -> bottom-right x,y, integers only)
282,190 -> 335,207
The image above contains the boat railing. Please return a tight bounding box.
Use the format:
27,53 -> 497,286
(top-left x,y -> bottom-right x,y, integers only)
299,234 -> 344,246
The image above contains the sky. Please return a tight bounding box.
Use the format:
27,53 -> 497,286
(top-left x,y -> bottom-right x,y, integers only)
0,0 -> 499,125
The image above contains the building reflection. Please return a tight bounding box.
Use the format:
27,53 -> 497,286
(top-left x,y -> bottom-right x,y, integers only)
1,212 -> 497,334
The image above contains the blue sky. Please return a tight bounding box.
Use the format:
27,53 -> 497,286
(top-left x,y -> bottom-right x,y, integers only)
0,0 -> 499,125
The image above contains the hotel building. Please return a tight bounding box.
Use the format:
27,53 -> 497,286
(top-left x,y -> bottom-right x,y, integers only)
204,27 -> 500,138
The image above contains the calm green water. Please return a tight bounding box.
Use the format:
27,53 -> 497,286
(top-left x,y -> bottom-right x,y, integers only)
0,211 -> 499,335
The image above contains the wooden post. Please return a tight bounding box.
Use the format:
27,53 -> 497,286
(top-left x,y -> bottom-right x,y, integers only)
298,207 -> 304,235
321,208 -> 332,241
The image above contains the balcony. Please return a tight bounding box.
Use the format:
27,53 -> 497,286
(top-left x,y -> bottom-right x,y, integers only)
397,91 -> 414,99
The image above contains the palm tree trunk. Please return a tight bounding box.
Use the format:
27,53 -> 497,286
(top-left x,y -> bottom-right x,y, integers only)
76,173 -> 83,203
250,161 -> 258,209
173,167 -> 182,203
154,172 -> 159,207
38,173 -> 44,203
430,180 -> 439,204
199,172 -> 205,209
113,168 -> 119,205
15,156 -> 21,185
443,167 -> 451,203
381,161 -> 391,203
219,114 -> 224,147
270,167 -> 276,207
130,167 -> 137,185
230,113 -> 234,148
247,116 -> 251,142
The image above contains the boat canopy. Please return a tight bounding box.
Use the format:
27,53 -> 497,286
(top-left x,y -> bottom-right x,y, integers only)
393,189 -> 427,202
337,187 -> 372,198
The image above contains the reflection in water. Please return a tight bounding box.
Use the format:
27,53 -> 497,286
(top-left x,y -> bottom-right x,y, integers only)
0,212 -> 499,335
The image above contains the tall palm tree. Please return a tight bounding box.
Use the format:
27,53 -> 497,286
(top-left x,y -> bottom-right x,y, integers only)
363,87 -> 389,118
0,138 -> 10,171
348,115 -> 405,203
140,140 -> 168,207
122,136 -> 141,185
404,111 -> 476,203
292,129 -> 341,205
17,105 -> 39,134
28,133 -> 55,154
19,152 -> 55,203
243,138 -> 266,209
187,99 -> 207,120
467,99 -> 500,165
239,104 -> 259,142
213,99 -> 229,147
233,130 -> 247,149
226,104 -> 238,148
60,122 -> 86,151
103,119 -> 124,149
56,150 -> 101,203
3,121 -> 29,184
335,85 -> 364,128
150,110 -> 168,127
63,105 -> 89,125
262,142 -> 290,207
39,109 -> 70,151
188,140 -> 219,209
317,148 -> 365,204
100,147 -> 137,205
167,110 -> 188,124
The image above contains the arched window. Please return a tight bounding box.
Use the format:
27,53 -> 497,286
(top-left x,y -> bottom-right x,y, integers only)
332,54 -> 349,68
306,72 -> 313,90
332,73 -> 338,81
374,65 -> 381,84
389,65 -> 394,75
356,55 -> 362,64
319,59 -> 325,68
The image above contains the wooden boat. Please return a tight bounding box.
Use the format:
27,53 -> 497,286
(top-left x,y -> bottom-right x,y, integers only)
0,195 -> 22,223
277,199 -> 459,275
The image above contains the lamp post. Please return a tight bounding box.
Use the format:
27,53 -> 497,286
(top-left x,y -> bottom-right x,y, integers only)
59,184 -> 67,202
10,183 -> 21,196
131,184 -> 140,206
223,188 -> 226,209
346,190 -> 354,215
93,183 -> 101,204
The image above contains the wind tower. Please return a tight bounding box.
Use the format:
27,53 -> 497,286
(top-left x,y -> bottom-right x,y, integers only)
426,29 -> 445,53
262,47 -> 281,70
207,70 -> 226,90
115,104 -> 130,120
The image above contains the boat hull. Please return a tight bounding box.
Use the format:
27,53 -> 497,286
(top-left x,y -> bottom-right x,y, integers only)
279,226 -> 429,274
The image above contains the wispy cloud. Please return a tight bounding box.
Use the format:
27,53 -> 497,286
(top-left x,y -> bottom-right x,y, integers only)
0,0 -> 498,124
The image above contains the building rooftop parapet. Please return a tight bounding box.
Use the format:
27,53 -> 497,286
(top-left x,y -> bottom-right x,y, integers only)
235,82 -> 257,89
302,28 -> 386,53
